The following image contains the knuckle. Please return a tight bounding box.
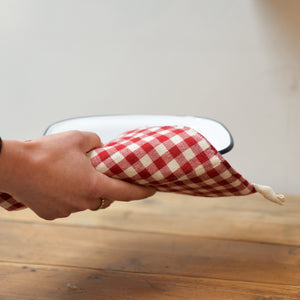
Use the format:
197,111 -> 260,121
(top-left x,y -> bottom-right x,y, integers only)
68,129 -> 82,136
93,133 -> 102,146
38,213 -> 56,221
63,130 -> 83,142
57,210 -> 72,219
69,130 -> 84,141
62,211 -> 71,218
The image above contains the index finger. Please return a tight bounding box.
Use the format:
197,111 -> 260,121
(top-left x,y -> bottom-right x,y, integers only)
78,131 -> 103,152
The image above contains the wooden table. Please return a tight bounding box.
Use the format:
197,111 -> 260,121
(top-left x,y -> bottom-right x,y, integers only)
1,193 -> 300,299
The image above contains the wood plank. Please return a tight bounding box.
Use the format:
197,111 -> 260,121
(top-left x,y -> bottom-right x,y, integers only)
1,220 -> 300,286
1,262 -> 300,300
1,193 -> 300,246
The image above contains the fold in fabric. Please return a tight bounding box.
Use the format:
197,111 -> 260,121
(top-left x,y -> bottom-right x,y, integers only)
0,126 -> 284,211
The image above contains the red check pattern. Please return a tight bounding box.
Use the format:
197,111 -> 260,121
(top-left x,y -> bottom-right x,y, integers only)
0,192 -> 26,211
0,126 -> 255,211
89,126 -> 255,197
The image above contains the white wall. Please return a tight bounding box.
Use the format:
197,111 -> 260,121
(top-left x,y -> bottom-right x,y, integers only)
0,0 -> 299,194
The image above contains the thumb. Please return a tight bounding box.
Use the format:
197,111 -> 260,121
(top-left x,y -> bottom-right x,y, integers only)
94,172 -> 156,201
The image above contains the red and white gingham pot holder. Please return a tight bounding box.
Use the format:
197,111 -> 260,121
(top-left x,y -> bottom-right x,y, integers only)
0,126 -> 285,211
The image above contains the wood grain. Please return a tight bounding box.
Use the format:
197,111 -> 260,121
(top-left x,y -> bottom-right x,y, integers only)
1,193 -> 300,245
1,193 -> 300,299
1,218 -> 300,286
1,262 -> 299,300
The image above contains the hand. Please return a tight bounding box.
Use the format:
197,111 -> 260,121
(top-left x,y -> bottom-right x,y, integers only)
0,131 -> 155,220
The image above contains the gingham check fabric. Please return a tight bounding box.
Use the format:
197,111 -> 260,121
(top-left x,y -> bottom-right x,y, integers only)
89,126 -> 255,196
0,192 -> 25,211
0,125 -> 265,211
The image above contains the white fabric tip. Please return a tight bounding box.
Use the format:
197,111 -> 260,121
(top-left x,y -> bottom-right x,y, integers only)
253,184 -> 285,205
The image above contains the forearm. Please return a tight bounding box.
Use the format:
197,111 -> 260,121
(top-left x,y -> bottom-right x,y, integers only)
0,139 -> 26,194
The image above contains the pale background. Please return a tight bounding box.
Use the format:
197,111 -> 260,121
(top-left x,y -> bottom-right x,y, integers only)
0,0 -> 299,194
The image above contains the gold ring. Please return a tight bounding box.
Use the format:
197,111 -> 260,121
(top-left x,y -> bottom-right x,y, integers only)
91,197 -> 105,211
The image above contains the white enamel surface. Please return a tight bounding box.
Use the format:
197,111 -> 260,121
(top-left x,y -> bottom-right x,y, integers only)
45,115 -> 232,153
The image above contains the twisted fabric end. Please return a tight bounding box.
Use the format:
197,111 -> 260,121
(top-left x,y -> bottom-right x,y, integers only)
253,183 -> 285,205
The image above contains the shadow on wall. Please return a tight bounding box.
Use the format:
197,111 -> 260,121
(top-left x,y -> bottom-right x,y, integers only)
253,0 -> 300,107
254,0 -> 300,57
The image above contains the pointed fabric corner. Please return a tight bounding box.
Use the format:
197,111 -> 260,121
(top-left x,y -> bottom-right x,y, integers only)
0,125 -> 284,211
